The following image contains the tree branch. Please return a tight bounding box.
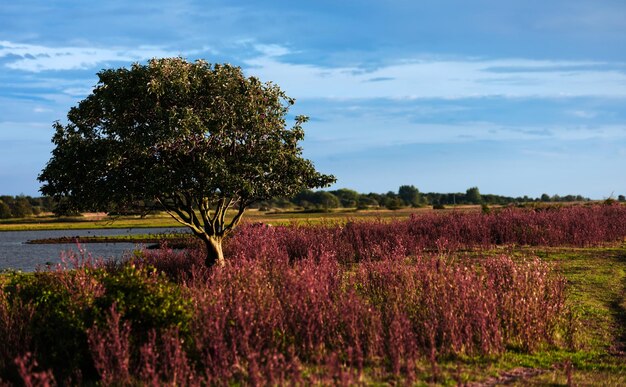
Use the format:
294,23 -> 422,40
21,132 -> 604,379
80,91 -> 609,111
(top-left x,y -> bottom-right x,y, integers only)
224,201 -> 246,233
156,197 -> 204,237
210,197 -> 229,235
196,196 -> 213,235
184,192 -> 205,235
218,197 -> 234,233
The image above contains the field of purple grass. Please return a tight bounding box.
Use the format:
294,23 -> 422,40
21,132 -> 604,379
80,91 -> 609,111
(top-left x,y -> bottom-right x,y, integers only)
1,204 -> 625,385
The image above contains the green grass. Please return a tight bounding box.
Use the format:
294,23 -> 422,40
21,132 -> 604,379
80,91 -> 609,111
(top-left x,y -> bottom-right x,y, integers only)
439,245 -> 626,385
538,246 -> 626,353
0,214 -> 181,231
0,207 -> 457,232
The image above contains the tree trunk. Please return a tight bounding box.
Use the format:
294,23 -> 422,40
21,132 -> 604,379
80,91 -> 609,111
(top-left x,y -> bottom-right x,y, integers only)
204,236 -> 225,267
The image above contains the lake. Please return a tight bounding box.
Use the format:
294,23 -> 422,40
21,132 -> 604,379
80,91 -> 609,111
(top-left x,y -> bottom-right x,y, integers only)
0,227 -> 188,272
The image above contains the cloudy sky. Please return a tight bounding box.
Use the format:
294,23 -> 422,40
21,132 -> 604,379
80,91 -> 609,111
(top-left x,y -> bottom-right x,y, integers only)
1,0 -> 625,198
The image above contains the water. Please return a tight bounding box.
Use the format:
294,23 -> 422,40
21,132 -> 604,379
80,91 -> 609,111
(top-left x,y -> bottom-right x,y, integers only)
0,227 -> 188,272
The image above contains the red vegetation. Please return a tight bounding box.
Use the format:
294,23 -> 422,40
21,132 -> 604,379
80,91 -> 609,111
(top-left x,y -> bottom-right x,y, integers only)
223,203 -> 626,264
2,204 -> 625,384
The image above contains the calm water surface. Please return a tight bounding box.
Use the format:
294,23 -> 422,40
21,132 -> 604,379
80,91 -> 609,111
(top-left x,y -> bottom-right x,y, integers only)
0,227 -> 187,272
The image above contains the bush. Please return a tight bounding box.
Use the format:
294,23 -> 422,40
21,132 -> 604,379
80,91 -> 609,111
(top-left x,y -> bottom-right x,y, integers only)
0,263 -> 192,383
2,271 -> 96,381
94,264 -> 192,335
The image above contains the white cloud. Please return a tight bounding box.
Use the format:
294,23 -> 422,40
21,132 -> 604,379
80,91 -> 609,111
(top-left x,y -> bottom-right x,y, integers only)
567,110 -> 598,119
253,44 -> 290,57
304,113 -> 626,157
62,87 -> 95,97
3,39 -> 625,100
244,45 -> 626,99
0,41 -> 178,72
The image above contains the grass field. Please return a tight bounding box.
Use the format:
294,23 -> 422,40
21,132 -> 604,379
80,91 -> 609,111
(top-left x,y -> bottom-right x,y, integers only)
0,207 -> 464,232
448,245 -> 626,385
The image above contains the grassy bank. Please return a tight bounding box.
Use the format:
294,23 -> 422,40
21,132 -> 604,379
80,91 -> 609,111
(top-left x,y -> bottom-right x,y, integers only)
0,207 -> 468,232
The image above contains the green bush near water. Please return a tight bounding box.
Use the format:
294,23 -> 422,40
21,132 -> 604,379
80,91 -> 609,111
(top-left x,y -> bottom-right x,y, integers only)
1,264 -> 192,382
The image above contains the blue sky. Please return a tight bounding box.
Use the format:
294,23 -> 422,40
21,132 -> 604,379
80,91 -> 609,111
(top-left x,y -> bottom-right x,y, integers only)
1,0 -> 625,199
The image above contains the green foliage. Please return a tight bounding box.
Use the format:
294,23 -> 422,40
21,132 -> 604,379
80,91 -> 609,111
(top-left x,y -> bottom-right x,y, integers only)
2,264 -> 192,380
330,188 -> 361,208
11,198 -> 33,218
3,272 -> 94,379
0,195 -> 50,219
383,192 -> 405,210
39,58 -> 334,224
466,186 -> 482,204
0,200 -> 11,219
357,196 -> 379,210
39,58 -> 335,265
95,264 -> 192,334
398,185 -> 422,207
52,196 -> 82,217
294,189 -> 341,210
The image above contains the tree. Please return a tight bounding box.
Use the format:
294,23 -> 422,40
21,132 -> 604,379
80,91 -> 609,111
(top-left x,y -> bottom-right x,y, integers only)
0,200 -> 11,219
357,196 -> 378,209
465,187 -> 482,204
313,191 -> 341,210
10,197 -> 33,218
294,190 -> 340,210
398,185 -> 421,207
331,188 -> 361,208
383,191 -> 404,210
39,58 -> 335,267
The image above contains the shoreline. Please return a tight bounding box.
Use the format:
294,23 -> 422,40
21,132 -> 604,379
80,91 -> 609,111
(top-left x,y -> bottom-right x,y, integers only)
25,234 -> 191,247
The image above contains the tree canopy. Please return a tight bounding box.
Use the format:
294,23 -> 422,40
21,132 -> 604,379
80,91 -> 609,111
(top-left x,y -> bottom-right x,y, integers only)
39,58 -> 335,266
465,187 -> 482,204
398,185 -> 422,207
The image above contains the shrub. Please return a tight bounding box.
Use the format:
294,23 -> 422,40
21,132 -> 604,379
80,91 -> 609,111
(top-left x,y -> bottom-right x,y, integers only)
94,264 -> 192,336
0,262 -> 192,384
2,271 -> 96,380
0,287 -> 35,382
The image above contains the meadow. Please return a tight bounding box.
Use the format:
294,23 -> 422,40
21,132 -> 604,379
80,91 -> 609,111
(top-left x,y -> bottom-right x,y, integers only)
0,203 -> 625,385
0,206 -> 469,232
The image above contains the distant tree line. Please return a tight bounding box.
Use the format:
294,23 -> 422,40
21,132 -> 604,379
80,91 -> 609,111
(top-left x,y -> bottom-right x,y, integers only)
0,188 -> 619,219
254,185 -> 598,212
0,196 -> 55,219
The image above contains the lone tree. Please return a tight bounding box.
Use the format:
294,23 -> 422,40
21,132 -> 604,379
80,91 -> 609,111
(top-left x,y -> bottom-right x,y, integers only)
398,185 -> 421,207
39,58 -> 335,267
465,187 -> 482,204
